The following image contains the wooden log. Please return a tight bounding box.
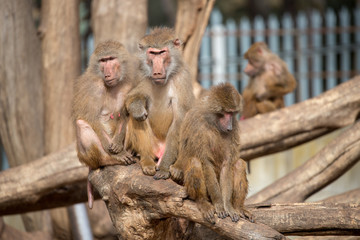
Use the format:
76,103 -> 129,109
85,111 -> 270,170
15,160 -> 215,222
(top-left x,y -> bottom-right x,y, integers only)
321,188 -> 360,203
88,164 -> 360,239
0,144 -> 89,215
247,120 -> 360,204
251,202 -> 360,236
89,164 -> 288,240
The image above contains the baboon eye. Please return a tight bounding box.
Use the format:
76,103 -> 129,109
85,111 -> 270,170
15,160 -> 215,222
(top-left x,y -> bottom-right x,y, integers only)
150,50 -> 166,55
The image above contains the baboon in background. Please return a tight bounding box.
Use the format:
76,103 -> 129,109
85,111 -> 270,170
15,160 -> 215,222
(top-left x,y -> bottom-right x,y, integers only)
72,40 -> 137,207
125,27 -> 195,179
170,83 -> 253,224
242,42 -> 297,118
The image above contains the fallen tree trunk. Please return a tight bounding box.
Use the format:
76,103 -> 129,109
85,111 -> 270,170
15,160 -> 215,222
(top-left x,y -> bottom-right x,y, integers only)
0,78 -> 359,215
247,120 -> 360,204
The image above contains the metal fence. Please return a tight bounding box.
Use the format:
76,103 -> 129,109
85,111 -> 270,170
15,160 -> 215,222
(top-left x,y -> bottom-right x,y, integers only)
198,7 -> 360,106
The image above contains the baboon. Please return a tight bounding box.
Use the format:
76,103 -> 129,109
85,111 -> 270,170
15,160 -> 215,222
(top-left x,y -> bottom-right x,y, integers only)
170,83 -> 253,224
72,40 -> 137,207
242,42 -> 297,118
124,27 -> 195,179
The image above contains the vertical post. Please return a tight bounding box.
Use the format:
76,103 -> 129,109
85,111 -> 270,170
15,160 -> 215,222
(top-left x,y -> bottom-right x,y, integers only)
339,7 -> 350,82
325,9 -> 337,90
355,7 -> 360,75
254,15 -> 265,43
239,17 -> 251,92
268,14 -> 279,54
0,144 -> 9,170
296,12 -> 309,101
282,13 -> 296,105
199,28 -> 212,89
310,10 -> 322,97
226,19 -> 239,90
210,8 -> 226,85
68,204 -> 94,240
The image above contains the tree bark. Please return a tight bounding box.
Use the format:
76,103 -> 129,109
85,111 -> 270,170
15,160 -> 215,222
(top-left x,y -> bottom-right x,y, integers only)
321,188 -> 360,203
0,218 -> 51,240
89,164 -> 288,240
91,0 -> 148,53
40,0 -> 80,155
247,120 -> 360,204
175,0 -> 215,98
250,202 -> 360,236
39,1 -> 81,238
0,0 -> 50,233
0,144 -> 88,215
88,165 -> 360,239
0,0 -> 44,171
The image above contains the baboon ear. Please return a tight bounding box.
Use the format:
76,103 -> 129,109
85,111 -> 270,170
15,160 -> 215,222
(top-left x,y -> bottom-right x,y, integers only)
138,43 -> 144,51
173,38 -> 182,48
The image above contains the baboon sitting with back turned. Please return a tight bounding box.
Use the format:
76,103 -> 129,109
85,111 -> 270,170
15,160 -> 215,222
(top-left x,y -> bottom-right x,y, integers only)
170,83 -> 254,224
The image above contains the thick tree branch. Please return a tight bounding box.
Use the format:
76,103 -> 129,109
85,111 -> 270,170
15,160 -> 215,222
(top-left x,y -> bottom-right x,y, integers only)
89,164 -> 288,240
247,120 -> 360,204
321,188 -> 360,203
0,144 -> 89,215
88,164 -> 360,239
250,202 -> 360,236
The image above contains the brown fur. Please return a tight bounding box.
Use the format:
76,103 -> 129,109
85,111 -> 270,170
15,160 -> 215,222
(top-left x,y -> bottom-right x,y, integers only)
170,83 -> 253,224
125,27 -> 195,178
72,40 -> 138,169
242,42 -> 297,118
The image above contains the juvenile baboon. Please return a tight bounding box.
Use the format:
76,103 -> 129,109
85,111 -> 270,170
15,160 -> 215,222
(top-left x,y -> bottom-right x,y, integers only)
242,42 -> 297,118
170,83 -> 253,224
